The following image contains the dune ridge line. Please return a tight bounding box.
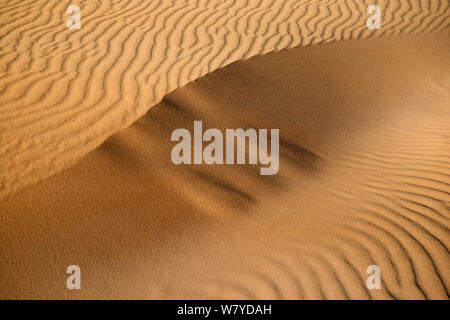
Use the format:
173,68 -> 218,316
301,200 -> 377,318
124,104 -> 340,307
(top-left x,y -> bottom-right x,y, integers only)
1,0 -> 449,197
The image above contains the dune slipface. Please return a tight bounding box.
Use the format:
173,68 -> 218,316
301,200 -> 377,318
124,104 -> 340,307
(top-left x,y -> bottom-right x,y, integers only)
1,1 -> 450,300
0,0 -> 449,198
1,32 -> 449,299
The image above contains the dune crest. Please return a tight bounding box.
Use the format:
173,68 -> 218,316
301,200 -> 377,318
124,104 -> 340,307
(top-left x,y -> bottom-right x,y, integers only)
1,33 -> 449,299
1,0 -> 449,197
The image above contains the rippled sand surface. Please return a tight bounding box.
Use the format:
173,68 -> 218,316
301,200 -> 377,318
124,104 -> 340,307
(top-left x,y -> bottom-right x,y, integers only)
1,32 -> 449,299
1,0 -> 448,197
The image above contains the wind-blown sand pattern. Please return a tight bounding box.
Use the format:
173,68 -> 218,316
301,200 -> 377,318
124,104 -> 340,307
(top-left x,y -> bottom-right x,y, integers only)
1,31 -> 449,298
1,0 -> 449,197
1,0 -> 450,300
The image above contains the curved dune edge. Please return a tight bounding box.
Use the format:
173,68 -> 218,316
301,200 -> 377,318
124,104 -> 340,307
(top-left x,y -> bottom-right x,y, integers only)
1,0 -> 449,198
1,33 -> 449,299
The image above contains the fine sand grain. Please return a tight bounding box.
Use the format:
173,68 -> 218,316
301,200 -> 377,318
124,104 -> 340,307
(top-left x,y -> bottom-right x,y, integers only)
1,33 -> 449,299
1,0 -> 449,198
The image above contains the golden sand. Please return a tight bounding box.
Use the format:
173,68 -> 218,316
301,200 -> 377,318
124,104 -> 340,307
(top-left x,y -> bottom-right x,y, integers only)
0,1 -> 449,299
2,33 -> 449,299
1,0 -> 448,197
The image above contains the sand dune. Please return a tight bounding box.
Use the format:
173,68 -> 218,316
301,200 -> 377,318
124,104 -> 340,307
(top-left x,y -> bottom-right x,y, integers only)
1,0 -> 449,198
1,33 -> 449,299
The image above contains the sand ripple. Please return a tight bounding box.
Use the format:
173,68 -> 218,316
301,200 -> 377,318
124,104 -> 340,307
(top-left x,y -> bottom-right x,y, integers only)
0,33 -> 448,299
1,0 -> 449,198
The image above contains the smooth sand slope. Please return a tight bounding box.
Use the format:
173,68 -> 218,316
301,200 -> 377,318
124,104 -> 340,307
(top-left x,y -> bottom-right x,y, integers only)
1,0 -> 449,198
1,34 -> 449,299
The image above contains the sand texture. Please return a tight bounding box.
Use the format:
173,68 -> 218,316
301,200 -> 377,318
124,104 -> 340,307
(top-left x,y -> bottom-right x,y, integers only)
1,0 -> 449,198
1,32 -> 449,299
